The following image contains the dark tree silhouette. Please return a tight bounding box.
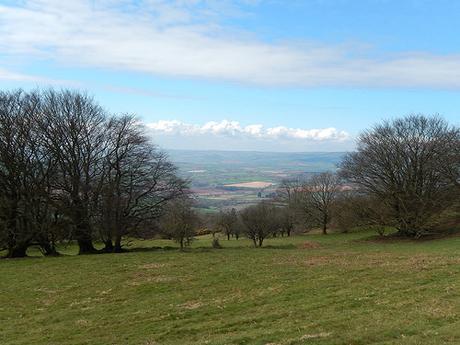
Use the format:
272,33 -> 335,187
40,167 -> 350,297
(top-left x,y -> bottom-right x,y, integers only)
98,115 -> 187,252
302,172 -> 341,235
240,202 -> 279,247
160,198 -> 199,250
340,115 -> 459,236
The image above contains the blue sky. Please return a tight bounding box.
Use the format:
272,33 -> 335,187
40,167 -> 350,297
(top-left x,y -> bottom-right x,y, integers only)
0,0 -> 459,151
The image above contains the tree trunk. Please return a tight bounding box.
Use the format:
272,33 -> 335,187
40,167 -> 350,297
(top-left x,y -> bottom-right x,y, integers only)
227,233 -> 230,240
75,220 -> 97,254
322,214 -> 328,235
6,244 -> 28,258
252,238 -> 257,247
258,238 -> 264,247
78,239 -> 97,254
103,240 -> 114,253
40,241 -> 60,256
287,229 -> 291,237
73,200 -> 97,254
114,236 -> 123,253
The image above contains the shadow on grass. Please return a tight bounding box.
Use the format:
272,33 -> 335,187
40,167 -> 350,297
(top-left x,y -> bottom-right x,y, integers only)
359,227 -> 460,244
125,243 -> 298,253
0,238 -> 324,259
259,244 -> 297,249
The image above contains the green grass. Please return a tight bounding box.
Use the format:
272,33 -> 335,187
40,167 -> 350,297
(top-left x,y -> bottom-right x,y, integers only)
1,231 -> 460,345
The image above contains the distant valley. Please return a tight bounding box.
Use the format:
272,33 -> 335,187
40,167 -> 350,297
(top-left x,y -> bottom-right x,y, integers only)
167,150 -> 346,212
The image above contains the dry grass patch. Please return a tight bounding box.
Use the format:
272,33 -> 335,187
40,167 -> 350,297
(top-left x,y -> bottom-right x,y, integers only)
298,241 -> 321,249
178,301 -> 203,310
139,263 -> 167,269
299,332 -> 332,340
288,252 -> 460,272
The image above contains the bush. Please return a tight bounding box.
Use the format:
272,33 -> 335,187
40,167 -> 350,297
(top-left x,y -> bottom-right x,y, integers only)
212,237 -> 222,249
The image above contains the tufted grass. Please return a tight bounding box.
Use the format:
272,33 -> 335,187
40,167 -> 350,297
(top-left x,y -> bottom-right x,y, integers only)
1,230 -> 459,345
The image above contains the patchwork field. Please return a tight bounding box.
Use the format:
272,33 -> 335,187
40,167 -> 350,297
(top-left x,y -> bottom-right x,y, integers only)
2,230 -> 460,345
167,150 -> 345,212
223,181 -> 274,189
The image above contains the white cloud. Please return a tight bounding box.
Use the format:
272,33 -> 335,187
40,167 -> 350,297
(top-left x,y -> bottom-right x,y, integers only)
146,119 -> 349,141
0,67 -> 48,83
0,65 -> 80,87
1,0 -> 460,88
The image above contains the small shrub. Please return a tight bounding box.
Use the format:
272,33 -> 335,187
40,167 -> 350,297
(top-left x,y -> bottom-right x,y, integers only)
212,237 -> 222,249
374,225 -> 387,237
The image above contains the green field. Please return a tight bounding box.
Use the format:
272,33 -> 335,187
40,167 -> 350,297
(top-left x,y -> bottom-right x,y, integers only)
2,231 -> 460,345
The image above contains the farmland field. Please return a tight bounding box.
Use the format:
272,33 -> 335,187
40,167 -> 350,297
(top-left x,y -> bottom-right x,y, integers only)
167,150 -> 345,212
223,181 -> 274,189
2,230 -> 460,345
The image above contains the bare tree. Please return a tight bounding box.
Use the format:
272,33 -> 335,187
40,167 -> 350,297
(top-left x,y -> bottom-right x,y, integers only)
160,198 -> 199,250
340,115 -> 459,236
276,179 -> 304,236
332,190 -> 393,235
240,202 -> 279,247
0,88 -> 188,257
0,90 -> 59,257
98,115 -> 187,252
37,90 -> 108,254
301,172 -> 341,235
277,178 -> 304,205
277,206 -> 296,237
216,208 -> 238,240
0,90 -> 37,257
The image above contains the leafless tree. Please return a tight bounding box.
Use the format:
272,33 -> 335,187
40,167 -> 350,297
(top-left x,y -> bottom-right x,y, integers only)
332,190 -> 393,235
240,202 -> 279,247
340,115 -> 459,236
277,178 -> 304,205
275,179 -> 305,236
98,114 -> 187,252
0,90 -> 60,257
160,198 -> 199,250
276,206 -> 296,237
216,208 -> 238,240
0,90 -> 37,257
300,172 -> 341,234
0,88 -> 188,257
36,90 -> 108,254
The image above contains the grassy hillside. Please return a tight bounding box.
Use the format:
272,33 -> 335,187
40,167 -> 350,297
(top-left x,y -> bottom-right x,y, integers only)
1,231 -> 460,345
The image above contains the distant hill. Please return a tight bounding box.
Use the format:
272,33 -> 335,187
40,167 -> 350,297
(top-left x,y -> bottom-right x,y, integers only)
166,149 -> 346,173
165,149 -> 347,212
167,150 -> 345,212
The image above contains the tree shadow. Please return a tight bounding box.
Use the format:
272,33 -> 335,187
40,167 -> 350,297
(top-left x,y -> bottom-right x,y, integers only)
360,227 -> 460,243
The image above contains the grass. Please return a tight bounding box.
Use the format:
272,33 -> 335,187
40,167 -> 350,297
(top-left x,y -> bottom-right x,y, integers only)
1,230 -> 460,345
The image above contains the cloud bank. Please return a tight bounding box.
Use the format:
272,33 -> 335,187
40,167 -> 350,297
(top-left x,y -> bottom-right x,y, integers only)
147,120 -> 349,141
1,0 -> 460,88
0,67 -> 50,83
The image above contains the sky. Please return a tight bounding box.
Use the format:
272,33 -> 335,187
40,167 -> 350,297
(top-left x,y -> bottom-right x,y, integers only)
0,0 -> 459,152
